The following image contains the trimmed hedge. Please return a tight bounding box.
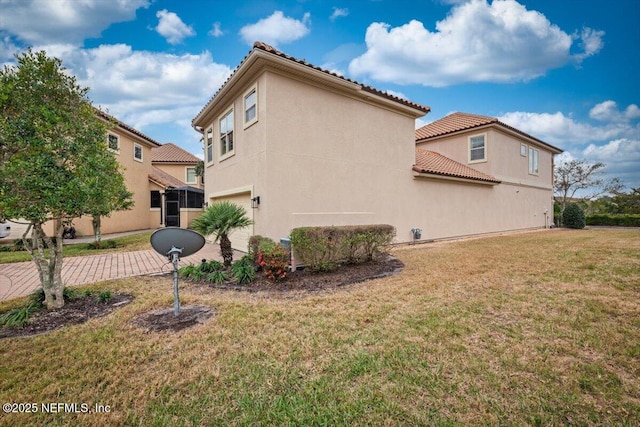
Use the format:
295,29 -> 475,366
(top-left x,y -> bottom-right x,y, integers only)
290,224 -> 396,272
586,214 -> 640,227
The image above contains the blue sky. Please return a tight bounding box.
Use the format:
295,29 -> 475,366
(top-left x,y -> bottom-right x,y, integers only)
1,0 -> 638,190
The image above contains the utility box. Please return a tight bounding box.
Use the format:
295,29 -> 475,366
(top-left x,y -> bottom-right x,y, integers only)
279,237 -> 296,271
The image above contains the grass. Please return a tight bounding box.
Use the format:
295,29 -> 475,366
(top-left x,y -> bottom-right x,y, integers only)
0,231 -> 153,264
0,228 -> 638,426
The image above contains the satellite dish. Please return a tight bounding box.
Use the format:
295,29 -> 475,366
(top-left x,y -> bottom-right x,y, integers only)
150,227 -> 205,258
150,227 -> 206,317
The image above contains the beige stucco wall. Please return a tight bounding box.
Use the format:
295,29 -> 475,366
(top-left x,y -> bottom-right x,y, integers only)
44,127 -> 156,237
201,68 -> 555,246
154,163 -> 203,189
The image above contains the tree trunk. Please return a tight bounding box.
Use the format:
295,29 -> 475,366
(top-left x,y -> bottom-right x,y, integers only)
24,221 -> 66,309
92,215 -> 102,246
220,234 -> 233,266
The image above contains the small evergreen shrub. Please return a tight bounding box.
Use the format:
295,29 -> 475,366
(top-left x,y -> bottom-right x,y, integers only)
97,290 -> 113,303
562,203 -> 586,229
248,235 -> 276,267
199,260 -> 224,273
0,303 -> 41,328
86,240 -> 118,250
232,255 -> 256,284
207,270 -> 228,284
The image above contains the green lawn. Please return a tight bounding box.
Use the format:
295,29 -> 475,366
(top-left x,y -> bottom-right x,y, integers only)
0,231 -> 153,264
0,228 -> 638,426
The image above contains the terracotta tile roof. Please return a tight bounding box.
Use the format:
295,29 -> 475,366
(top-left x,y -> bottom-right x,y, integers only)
94,107 -> 161,147
149,166 -> 187,189
415,112 -> 562,153
413,148 -> 501,184
193,41 -> 430,124
152,143 -> 201,164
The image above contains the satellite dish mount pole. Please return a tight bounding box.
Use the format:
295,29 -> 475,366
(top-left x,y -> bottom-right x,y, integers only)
167,246 -> 183,316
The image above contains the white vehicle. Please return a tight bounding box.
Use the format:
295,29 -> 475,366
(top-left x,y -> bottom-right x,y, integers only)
0,221 -> 11,239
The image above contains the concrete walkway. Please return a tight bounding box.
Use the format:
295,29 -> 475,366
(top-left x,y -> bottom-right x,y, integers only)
0,239 -> 232,302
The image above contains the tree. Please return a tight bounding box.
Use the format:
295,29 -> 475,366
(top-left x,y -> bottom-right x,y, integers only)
0,50 -> 128,309
87,184 -> 134,246
191,201 -> 253,266
562,203 -> 586,229
554,159 -> 624,211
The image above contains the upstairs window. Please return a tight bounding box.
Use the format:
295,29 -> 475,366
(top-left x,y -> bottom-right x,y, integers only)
219,109 -> 234,159
134,143 -> 143,162
206,127 -> 213,164
186,167 -> 197,184
107,133 -> 119,152
244,85 -> 258,127
469,134 -> 486,163
529,147 -> 539,175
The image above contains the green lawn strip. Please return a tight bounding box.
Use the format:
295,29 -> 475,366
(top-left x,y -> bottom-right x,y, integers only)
0,231 -> 153,264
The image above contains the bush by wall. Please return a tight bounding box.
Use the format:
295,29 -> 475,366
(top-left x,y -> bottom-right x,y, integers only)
562,203 -> 586,229
290,225 -> 396,272
586,214 -> 640,227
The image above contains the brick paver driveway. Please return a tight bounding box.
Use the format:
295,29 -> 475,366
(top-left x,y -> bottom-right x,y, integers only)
0,243 -> 225,301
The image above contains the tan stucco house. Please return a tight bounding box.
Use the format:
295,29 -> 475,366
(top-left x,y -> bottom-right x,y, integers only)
44,112 -> 203,237
192,42 -> 562,251
150,143 -> 204,228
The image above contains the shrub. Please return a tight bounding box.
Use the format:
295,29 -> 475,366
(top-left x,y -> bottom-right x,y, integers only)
248,235 -> 276,267
97,290 -> 113,303
586,214 -> 640,227
290,224 -> 396,271
178,264 -> 198,279
86,240 -> 118,250
232,255 -> 256,284
199,260 -> 224,273
0,303 -> 41,328
206,270 -> 228,284
258,244 -> 290,281
563,203 -> 586,229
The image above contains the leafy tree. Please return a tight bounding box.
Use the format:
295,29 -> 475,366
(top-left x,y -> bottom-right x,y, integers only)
0,50 -> 128,309
554,159 -> 623,211
87,185 -> 134,246
191,201 -> 253,266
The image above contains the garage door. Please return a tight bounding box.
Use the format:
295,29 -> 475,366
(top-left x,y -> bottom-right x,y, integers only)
211,192 -> 253,253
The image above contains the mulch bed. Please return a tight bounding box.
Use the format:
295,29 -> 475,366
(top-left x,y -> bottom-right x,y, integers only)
196,255 -> 405,293
1,255 -> 404,337
0,293 -> 133,339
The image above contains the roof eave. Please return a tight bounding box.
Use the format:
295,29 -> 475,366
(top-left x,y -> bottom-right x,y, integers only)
412,167 -> 501,186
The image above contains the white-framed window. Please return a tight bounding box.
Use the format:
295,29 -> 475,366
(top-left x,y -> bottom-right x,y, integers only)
205,127 -> 213,164
521,144 -> 527,156
469,134 -> 486,163
186,167 -> 197,184
133,143 -> 143,162
529,147 -> 539,175
107,133 -> 119,153
219,108 -> 234,160
243,84 -> 258,128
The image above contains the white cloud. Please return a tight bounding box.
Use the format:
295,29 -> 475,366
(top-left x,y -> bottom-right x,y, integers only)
330,8 -> 349,21
589,101 -> 640,123
348,0 -> 604,87
155,10 -> 195,45
239,11 -> 311,46
384,89 -> 407,100
0,0 -> 149,45
208,22 -> 224,37
498,111 -> 635,145
39,44 -> 232,139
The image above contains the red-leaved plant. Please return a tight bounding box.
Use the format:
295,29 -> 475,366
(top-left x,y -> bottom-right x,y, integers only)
257,244 -> 290,282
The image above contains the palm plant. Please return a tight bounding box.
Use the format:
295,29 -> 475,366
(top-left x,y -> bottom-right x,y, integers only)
191,201 -> 253,266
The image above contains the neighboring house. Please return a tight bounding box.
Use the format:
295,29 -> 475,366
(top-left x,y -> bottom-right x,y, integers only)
42,112 -> 204,238
191,42 -> 562,251
45,109 -> 162,237
150,143 -> 205,228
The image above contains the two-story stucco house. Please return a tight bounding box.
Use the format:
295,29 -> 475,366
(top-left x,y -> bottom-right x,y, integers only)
192,42 -> 562,251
